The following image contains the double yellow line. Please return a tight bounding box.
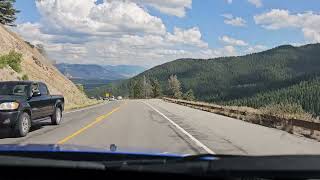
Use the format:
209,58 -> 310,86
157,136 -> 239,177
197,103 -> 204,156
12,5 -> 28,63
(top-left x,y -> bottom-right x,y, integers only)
57,102 -> 125,144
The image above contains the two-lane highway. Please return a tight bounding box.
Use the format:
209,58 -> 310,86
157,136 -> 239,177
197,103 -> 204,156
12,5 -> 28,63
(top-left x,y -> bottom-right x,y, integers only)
1,99 -> 320,155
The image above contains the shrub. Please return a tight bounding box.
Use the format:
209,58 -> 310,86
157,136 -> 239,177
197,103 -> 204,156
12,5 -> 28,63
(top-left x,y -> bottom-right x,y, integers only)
21,74 -> 29,80
0,55 -> 6,68
260,103 -> 314,121
25,41 -> 35,48
76,84 -> 85,92
0,51 -> 22,72
183,89 -> 196,101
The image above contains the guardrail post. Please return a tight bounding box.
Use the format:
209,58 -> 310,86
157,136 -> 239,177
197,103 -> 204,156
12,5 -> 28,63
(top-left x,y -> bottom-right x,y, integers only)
286,119 -> 294,134
310,129 -> 314,136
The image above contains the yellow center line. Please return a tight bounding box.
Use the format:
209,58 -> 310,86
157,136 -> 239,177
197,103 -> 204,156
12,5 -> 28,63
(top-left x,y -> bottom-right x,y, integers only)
57,102 -> 126,144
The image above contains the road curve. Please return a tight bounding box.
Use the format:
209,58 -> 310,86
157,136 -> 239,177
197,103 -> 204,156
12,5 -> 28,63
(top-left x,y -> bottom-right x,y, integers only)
1,99 -> 320,155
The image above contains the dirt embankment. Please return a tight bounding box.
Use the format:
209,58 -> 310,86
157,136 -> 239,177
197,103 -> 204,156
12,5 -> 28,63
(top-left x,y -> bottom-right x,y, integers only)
0,25 -> 97,109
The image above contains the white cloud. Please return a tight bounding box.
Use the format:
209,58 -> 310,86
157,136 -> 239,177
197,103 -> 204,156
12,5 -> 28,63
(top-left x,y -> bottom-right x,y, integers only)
129,0 -> 192,17
226,0 -> 233,4
14,0 -> 251,67
36,0 -> 166,36
254,9 -> 320,43
222,14 -> 246,27
248,0 -> 263,8
245,45 -> 267,54
303,29 -> 320,42
219,35 -> 248,46
15,24 -> 206,66
289,42 -> 305,47
167,27 -> 208,48
15,0 -> 212,67
15,22 -> 53,43
119,27 -> 208,48
219,46 -> 237,56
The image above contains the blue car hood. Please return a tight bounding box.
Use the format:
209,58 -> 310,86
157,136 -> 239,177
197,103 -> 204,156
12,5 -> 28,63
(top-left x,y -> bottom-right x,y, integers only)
0,144 -> 186,157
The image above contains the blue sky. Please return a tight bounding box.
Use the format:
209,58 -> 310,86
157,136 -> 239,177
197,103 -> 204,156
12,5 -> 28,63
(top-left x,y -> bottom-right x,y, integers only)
13,0 -> 320,67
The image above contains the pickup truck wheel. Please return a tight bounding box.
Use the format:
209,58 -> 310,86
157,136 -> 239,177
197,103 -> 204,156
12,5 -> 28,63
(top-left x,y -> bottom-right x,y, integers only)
51,107 -> 62,125
13,112 -> 31,137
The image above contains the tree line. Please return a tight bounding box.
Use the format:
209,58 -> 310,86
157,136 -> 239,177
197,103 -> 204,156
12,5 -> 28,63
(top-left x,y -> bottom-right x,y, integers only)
127,75 -> 195,101
225,76 -> 320,116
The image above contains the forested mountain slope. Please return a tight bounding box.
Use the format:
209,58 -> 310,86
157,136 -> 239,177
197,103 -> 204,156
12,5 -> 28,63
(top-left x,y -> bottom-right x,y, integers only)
114,44 -> 320,115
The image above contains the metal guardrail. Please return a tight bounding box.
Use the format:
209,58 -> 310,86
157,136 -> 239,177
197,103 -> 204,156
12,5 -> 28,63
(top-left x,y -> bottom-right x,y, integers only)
163,97 -> 320,134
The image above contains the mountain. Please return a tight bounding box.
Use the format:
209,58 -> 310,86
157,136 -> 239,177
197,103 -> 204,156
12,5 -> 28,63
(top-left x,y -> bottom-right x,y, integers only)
103,65 -> 146,78
55,63 -> 146,80
0,25 -> 93,109
112,43 -> 320,115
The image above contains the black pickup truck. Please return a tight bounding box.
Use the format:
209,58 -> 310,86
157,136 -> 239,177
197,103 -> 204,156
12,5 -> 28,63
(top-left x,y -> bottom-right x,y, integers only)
0,81 -> 64,137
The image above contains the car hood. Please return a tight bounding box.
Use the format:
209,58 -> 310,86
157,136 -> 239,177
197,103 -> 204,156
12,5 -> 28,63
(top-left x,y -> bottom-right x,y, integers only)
0,144 -> 186,157
0,95 -> 27,103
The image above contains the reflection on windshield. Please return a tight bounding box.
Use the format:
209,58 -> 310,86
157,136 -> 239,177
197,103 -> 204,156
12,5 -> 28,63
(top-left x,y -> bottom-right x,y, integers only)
0,83 -> 29,96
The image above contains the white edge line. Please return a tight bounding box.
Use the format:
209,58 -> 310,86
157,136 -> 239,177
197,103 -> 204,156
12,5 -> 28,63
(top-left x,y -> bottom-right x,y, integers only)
64,101 -> 108,115
142,101 -> 215,154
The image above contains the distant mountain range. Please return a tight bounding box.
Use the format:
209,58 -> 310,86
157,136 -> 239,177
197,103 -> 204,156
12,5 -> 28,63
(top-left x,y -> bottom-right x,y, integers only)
55,63 -> 146,80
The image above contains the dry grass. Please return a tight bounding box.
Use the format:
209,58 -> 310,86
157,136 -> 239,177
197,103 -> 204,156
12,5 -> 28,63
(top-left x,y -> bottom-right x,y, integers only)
260,103 -> 315,122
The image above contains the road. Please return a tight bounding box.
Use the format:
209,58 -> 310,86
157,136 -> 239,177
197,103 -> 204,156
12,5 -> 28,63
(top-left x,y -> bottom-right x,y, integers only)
1,99 -> 320,155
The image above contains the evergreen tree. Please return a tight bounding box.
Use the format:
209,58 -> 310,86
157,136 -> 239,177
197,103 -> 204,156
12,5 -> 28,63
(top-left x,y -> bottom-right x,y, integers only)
183,89 -> 195,101
168,75 -> 182,99
133,78 -> 144,98
150,78 -> 162,98
0,0 -> 19,26
142,75 -> 152,98
128,80 -> 136,98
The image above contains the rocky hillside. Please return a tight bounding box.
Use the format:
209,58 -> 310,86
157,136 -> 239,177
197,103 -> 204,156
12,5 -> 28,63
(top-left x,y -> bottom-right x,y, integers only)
0,25 -> 94,109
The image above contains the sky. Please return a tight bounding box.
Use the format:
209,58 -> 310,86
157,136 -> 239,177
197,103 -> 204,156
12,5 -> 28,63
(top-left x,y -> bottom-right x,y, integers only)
13,0 -> 320,67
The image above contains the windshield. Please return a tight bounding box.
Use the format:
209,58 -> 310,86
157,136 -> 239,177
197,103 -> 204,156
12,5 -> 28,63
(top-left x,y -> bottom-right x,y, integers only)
0,83 -> 29,96
1,0 -> 320,165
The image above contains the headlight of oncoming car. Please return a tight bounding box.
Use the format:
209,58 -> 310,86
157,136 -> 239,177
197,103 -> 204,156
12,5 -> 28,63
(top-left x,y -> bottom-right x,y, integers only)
0,102 -> 20,110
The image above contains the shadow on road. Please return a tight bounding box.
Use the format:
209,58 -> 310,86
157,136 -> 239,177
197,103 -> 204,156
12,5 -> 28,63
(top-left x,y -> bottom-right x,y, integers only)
0,129 -> 13,139
0,118 -> 55,139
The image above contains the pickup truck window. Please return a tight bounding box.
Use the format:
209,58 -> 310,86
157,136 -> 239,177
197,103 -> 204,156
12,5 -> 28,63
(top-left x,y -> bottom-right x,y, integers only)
0,82 -> 29,96
31,83 -> 39,92
39,83 -> 49,95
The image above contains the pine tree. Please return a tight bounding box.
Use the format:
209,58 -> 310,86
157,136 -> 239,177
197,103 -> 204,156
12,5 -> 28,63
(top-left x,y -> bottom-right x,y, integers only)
0,0 -> 20,26
128,80 -> 136,98
168,75 -> 182,99
133,78 -> 144,98
150,78 -> 162,98
183,89 -> 195,101
143,76 -> 153,98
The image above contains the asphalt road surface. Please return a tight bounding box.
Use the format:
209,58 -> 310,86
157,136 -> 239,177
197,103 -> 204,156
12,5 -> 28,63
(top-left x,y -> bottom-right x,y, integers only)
1,99 -> 320,155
